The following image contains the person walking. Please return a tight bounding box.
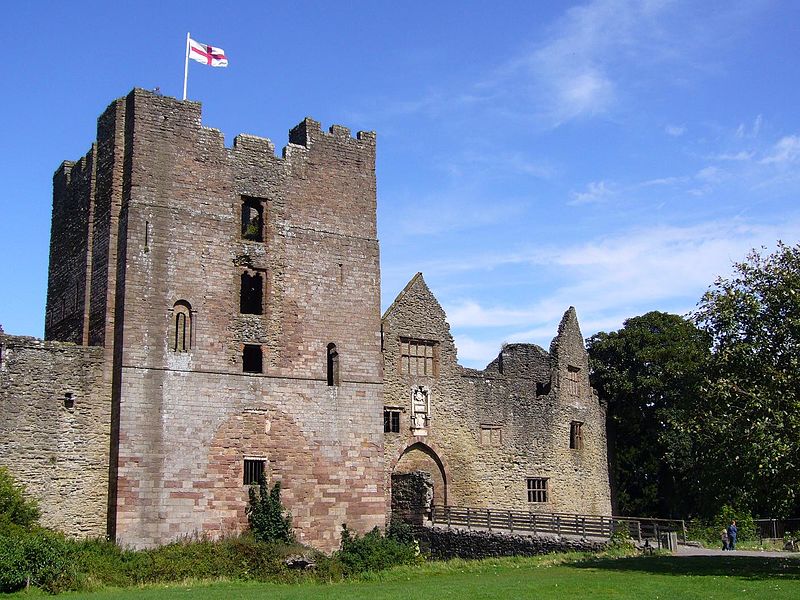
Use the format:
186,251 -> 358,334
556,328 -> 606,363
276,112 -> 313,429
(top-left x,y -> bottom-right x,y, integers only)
721,528 -> 729,550
727,520 -> 738,551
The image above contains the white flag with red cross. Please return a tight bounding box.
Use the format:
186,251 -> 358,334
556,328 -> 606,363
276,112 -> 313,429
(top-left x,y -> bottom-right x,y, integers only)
188,38 -> 228,67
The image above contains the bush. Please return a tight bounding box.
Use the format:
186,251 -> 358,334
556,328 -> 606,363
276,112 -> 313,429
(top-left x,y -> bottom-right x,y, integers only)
247,475 -> 294,544
0,528 -> 73,593
0,467 -> 40,531
335,524 -> 418,576
686,505 -> 756,545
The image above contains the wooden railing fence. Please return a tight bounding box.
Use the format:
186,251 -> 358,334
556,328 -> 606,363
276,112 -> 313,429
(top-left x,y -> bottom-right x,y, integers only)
426,505 -> 687,544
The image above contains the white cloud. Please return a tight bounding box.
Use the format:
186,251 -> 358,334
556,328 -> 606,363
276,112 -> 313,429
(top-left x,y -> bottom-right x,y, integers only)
665,124 -> 686,137
736,114 -> 763,139
570,180 -> 614,205
442,218 -> 800,367
761,135 -> 800,165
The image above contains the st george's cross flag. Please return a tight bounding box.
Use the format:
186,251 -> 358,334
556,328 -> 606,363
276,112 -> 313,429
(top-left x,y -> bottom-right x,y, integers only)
188,37 -> 228,67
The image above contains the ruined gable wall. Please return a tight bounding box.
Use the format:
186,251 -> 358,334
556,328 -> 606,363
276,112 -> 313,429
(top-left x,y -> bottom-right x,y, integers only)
105,90 -> 383,550
383,278 -> 611,516
0,334 -> 110,536
381,275 -> 486,511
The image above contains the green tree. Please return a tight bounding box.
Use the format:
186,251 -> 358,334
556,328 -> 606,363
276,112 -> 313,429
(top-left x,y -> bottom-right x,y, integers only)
587,311 -> 711,518
0,467 -> 40,531
246,474 -> 293,543
692,242 -> 800,517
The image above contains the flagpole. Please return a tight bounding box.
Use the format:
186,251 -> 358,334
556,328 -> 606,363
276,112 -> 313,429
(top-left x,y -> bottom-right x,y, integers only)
182,32 -> 190,101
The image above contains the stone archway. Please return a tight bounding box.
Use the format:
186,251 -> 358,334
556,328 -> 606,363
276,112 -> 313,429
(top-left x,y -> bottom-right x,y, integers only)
391,442 -> 448,515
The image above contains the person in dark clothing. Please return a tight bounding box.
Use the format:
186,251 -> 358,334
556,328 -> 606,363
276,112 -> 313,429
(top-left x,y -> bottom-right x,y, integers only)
727,520 -> 738,550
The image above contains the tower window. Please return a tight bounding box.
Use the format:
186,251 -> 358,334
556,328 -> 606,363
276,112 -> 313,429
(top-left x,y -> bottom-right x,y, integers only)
243,344 -> 263,373
241,196 -> 264,241
171,300 -> 192,352
243,458 -> 265,485
327,343 -> 339,386
240,271 -> 263,315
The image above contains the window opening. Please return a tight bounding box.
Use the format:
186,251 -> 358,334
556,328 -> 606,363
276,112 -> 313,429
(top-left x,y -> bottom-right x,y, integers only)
327,343 -> 339,386
241,197 -> 264,241
480,424 -> 502,447
243,344 -> 263,373
399,338 -> 439,376
63,392 -> 75,410
384,409 -> 401,433
527,478 -> 549,503
566,365 -> 580,396
570,421 -> 584,450
243,458 -> 265,485
240,271 -> 263,314
171,300 -> 192,352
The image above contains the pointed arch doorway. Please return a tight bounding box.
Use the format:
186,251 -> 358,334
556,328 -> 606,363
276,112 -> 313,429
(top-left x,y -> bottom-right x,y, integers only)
390,442 -> 448,520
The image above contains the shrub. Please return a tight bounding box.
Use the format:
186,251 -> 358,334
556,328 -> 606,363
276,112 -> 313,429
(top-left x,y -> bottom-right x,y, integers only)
335,523 -> 418,576
0,467 -> 40,531
247,475 -> 294,544
0,528 -> 74,593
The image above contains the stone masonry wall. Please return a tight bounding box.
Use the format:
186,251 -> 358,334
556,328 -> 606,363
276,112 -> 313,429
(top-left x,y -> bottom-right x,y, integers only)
90,90 -> 384,551
0,334 -> 110,536
415,526 -> 607,560
382,274 -> 611,518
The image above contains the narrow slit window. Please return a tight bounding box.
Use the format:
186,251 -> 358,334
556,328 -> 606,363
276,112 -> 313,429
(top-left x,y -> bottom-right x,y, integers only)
240,271 -> 263,315
570,421 -> 584,450
327,343 -> 339,386
243,344 -> 263,373
243,459 -> 265,485
171,300 -> 192,352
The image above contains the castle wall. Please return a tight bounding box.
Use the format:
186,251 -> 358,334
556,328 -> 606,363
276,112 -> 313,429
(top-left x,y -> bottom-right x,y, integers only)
0,334 -> 110,536
382,275 -> 611,517
97,90 -> 383,550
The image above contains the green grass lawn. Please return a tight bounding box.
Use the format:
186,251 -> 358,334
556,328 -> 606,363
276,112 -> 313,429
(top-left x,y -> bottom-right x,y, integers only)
15,552 -> 800,599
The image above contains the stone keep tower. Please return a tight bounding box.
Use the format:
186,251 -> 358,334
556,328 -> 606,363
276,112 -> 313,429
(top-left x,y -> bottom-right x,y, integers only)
43,89 -> 384,550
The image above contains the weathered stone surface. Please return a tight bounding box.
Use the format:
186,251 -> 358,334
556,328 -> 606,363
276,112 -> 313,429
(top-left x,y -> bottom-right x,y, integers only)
0,335 -> 110,537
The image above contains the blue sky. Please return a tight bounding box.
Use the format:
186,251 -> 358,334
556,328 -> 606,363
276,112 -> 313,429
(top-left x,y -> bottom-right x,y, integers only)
2,1 -> 799,368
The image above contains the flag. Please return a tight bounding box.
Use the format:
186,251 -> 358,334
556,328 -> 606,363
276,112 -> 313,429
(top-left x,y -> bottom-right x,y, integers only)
188,38 -> 228,67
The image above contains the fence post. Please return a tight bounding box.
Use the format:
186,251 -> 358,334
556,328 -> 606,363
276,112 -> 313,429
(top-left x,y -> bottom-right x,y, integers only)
556,515 -> 561,536
466,507 -> 471,530
655,523 -> 660,549
447,506 -> 451,529
487,509 -> 492,531
582,517 -> 587,538
681,520 -> 687,544
637,521 -> 642,543
509,510 -> 513,532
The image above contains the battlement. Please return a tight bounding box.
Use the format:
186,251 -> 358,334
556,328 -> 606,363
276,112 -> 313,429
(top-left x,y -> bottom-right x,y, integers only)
288,116 -> 376,147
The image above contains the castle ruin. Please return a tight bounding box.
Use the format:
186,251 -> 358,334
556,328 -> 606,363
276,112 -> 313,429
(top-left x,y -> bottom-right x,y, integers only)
0,89 -> 610,551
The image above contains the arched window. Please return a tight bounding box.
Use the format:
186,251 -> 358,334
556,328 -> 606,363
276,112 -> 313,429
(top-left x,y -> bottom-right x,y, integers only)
327,343 -> 339,386
172,300 -> 192,352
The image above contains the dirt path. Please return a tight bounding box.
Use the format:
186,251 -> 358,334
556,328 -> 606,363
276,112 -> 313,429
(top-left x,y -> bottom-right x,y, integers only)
675,545 -> 798,558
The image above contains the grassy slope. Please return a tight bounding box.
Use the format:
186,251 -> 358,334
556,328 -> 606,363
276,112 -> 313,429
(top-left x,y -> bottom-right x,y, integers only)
24,553 -> 800,600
